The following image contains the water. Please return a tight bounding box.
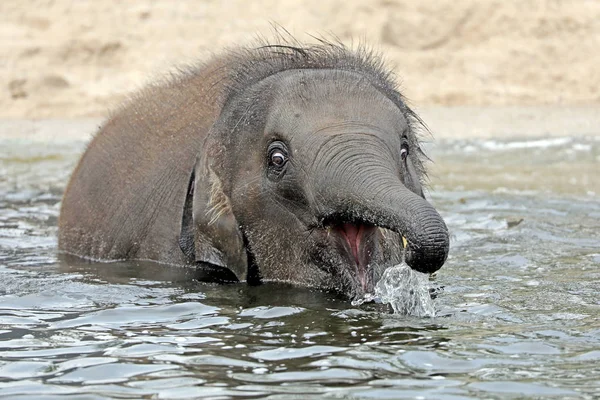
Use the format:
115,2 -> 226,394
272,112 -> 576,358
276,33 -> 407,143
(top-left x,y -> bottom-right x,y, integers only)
1,128 -> 599,399
374,264 -> 436,317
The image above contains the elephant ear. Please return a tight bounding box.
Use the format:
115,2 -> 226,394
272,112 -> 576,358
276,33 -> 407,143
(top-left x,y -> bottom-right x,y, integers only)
179,154 -> 248,283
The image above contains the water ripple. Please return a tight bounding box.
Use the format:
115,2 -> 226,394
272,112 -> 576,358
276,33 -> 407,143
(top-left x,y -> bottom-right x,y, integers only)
1,137 -> 599,398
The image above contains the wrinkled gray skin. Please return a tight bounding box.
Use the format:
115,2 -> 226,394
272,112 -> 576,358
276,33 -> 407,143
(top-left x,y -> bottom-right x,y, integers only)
59,43 -> 450,300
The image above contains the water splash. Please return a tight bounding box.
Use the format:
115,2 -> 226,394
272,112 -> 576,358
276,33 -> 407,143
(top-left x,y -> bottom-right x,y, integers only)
350,292 -> 376,307
374,263 -> 436,317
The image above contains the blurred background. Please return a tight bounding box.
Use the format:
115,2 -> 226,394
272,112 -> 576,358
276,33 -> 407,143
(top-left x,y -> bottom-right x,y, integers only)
2,0 -> 599,118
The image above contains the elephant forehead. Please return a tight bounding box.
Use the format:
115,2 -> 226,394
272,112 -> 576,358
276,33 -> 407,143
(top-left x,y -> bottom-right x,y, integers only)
267,97 -> 406,146
263,69 -> 408,139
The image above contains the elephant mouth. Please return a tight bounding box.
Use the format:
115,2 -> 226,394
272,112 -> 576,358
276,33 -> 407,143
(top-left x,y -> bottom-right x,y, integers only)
329,222 -> 380,293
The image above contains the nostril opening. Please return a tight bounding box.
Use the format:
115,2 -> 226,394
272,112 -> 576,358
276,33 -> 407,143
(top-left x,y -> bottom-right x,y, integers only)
405,244 -> 448,274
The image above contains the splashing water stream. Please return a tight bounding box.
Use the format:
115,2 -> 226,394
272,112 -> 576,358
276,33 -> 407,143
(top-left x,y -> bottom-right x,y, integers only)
375,263 -> 436,317
351,264 -> 435,318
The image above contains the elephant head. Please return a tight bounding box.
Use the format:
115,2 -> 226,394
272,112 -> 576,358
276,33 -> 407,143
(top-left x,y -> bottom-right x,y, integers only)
179,46 -> 449,299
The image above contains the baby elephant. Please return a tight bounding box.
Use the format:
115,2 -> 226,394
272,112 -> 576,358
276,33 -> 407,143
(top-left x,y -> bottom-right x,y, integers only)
59,41 -> 450,300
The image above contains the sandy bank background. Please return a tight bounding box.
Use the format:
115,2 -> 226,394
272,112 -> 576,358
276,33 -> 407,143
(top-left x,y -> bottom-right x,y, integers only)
2,0 -> 600,120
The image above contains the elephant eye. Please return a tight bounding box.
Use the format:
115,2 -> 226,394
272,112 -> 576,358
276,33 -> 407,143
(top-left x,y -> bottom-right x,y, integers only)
400,143 -> 409,161
267,141 -> 289,170
270,151 -> 286,167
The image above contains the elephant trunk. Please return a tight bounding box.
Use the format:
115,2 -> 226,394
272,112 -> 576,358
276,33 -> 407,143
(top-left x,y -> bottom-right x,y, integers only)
312,160 -> 449,274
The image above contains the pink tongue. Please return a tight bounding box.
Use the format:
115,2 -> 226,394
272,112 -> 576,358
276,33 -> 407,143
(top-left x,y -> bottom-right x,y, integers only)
341,223 -> 361,263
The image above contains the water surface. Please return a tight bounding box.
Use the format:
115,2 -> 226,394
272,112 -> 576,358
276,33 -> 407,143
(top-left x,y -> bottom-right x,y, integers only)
1,130 -> 599,399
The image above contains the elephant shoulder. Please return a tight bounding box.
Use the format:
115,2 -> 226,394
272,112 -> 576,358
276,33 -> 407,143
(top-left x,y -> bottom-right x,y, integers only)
59,56 -> 234,263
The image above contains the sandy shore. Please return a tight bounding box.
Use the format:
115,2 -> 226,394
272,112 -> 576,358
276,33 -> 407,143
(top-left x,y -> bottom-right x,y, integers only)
2,1 -> 600,119
3,1 -> 600,141
1,106 -> 598,142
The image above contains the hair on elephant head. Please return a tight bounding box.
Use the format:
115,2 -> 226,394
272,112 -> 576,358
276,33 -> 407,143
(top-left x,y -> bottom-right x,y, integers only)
176,43 -> 450,299
59,39 -> 450,301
